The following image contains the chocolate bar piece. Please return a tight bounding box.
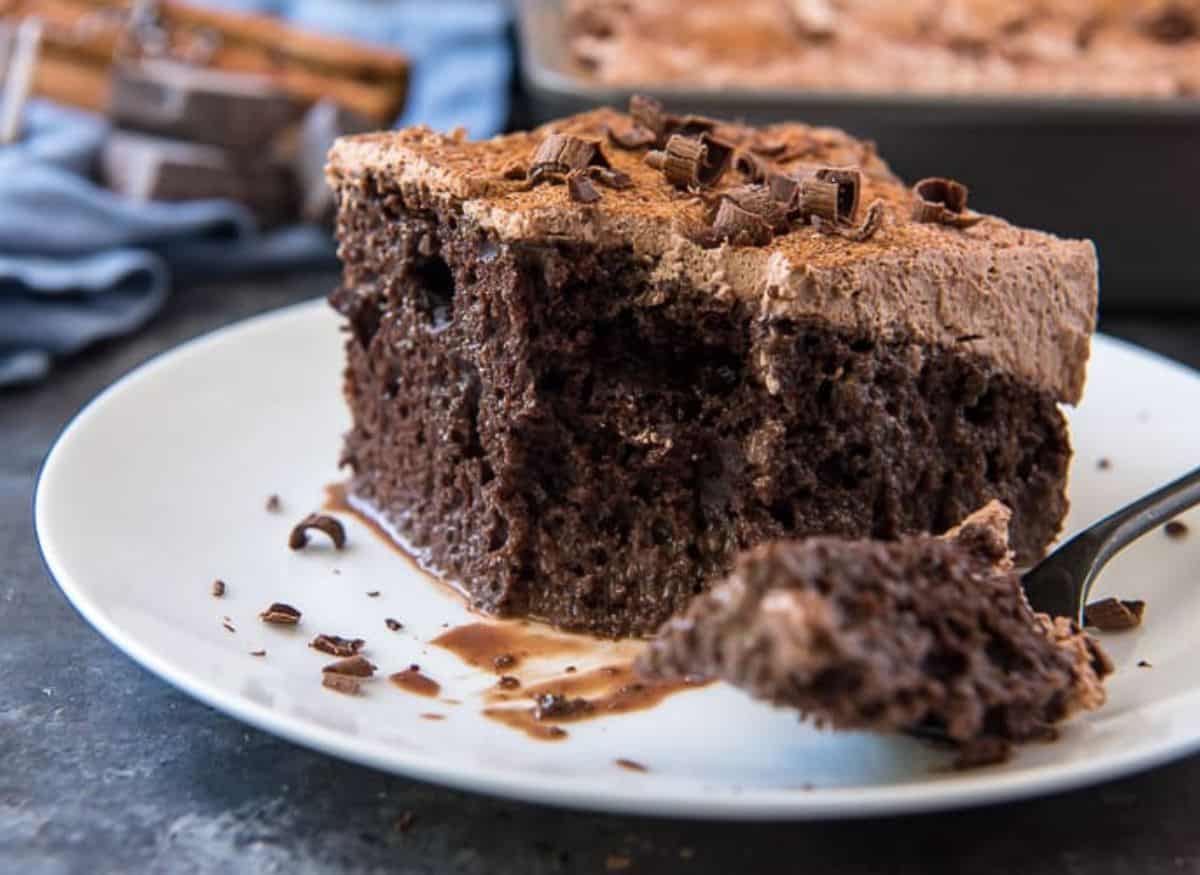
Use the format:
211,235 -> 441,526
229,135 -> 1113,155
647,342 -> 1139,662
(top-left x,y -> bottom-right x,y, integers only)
102,129 -> 296,227
109,59 -> 300,152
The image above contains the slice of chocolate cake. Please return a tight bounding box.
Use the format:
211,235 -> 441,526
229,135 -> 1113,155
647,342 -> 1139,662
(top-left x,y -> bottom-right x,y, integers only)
638,503 -> 1112,752
326,99 -> 1097,637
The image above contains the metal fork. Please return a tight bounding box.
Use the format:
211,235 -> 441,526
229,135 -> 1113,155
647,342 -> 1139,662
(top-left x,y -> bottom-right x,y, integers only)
1022,465 -> 1200,622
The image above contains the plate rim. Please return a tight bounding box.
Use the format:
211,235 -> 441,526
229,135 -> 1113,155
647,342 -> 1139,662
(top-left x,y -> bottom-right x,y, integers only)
32,298 -> 1200,821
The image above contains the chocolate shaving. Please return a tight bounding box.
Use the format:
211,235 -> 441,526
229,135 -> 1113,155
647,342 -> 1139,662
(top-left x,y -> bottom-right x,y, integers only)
322,674 -> 361,695
798,177 -> 840,222
366,590 -> 381,598
259,602 -> 301,625
1084,597 -> 1146,631
748,136 -> 789,157
711,198 -> 774,247
289,513 -> 347,551
646,133 -> 732,189
385,618 -> 403,631
719,185 -> 790,232
250,649 -> 266,657
629,94 -> 667,140
606,124 -> 656,150
211,579 -> 226,598
587,165 -> 633,190
322,655 -> 377,677
668,114 -> 721,140
529,134 -> 610,185
734,151 -> 775,183
567,169 -> 602,204
310,634 -> 365,657
819,199 -> 886,242
912,177 -> 985,228
265,494 -> 281,513
222,622 -> 236,634
767,171 -> 801,207
814,167 -> 861,222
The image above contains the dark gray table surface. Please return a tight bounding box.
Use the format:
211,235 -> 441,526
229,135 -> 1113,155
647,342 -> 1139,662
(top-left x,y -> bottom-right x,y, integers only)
3,272 -> 1199,874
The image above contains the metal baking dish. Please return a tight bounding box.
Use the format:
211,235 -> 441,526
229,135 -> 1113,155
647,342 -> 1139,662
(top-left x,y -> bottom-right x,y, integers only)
517,0 -> 1200,309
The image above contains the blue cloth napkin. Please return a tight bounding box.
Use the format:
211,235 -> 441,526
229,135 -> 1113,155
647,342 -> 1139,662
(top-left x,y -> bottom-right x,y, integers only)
0,0 -> 512,386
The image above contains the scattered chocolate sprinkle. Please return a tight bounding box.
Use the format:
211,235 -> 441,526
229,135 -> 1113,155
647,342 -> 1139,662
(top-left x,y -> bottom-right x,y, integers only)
734,150 -> 775,183
366,590 -> 381,598
615,758 -> 648,772
606,123 -> 656,150
250,649 -> 266,657
265,494 -> 281,513
222,622 -> 236,634
1097,457 -> 1112,470
587,165 -> 633,190
497,675 -> 521,690
606,855 -> 633,871
1165,520 -> 1189,539
385,618 -> 403,631
567,169 -> 602,204
819,199 -> 886,242
565,665 -> 577,673
420,712 -> 445,720
953,736 -> 1012,770
288,513 -> 347,551
711,198 -> 774,247
501,160 -> 527,180
259,602 -> 301,625
533,693 -> 594,721
912,177 -> 984,228
211,579 -> 226,598
646,133 -> 732,189
322,674 -> 361,695
310,634 -> 366,657
493,653 -> 517,670
529,133 -> 610,185
1084,597 -> 1146,631
394,811 -> 416,833
322,655 -> 377,677
1138,659 -> 1153,668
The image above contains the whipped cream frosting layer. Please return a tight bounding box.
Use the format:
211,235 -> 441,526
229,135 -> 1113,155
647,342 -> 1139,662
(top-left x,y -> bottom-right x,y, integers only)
328,107 -> 1097,403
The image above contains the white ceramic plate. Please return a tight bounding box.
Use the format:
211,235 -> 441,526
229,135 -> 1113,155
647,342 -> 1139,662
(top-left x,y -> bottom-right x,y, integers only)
35,300 -> 1200,820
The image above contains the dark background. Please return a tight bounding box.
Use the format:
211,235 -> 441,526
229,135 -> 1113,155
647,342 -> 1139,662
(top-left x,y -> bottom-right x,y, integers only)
4,78 -> 1200,875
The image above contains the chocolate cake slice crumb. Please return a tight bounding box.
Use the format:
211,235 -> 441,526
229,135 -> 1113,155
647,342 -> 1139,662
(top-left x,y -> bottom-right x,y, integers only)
322,655 -> 376,677
288,513 -> 347,551
385,618 -> 403,631
211,579 -> 226,597
260,602 -> 302,625
323,674 -> 362,695
310,634 -> 366,657
1165,520 -> 1189,539
1084,597 -> 1145,631
265,494 -> 281,513
640,502 -> 1110,749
